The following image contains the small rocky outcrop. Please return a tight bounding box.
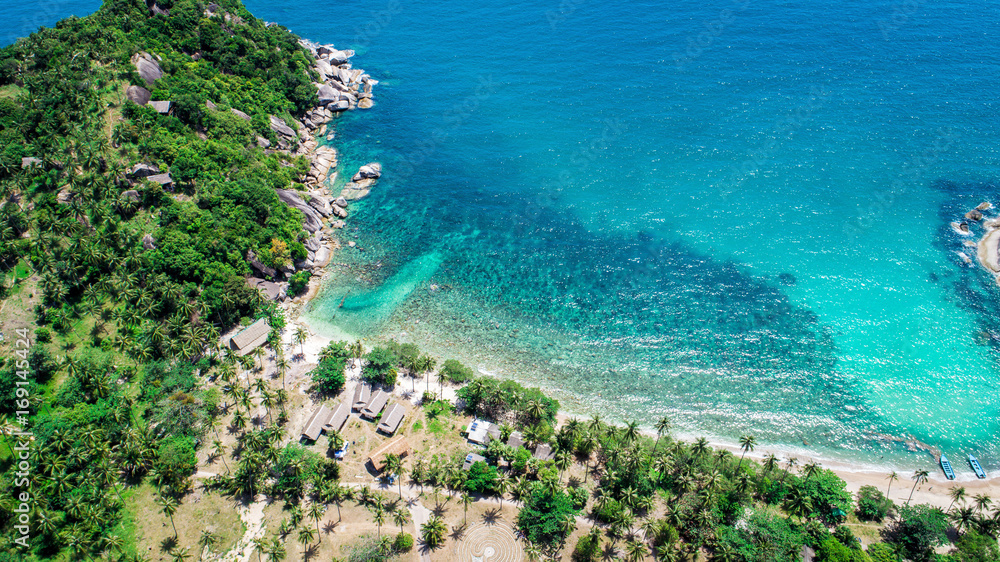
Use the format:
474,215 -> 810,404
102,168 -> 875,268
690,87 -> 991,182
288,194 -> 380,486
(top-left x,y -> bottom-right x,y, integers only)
275,189 -> 323,233
352,163 -> 381,181
131,52 -> 163,87
966,209 -> 984,221
247,249 -> 277,278
126,85 -> 152,105
269,115 -> 296,138
21,157 -> 41,169
230,107 -> 251,121
142,233 -> 157,250
128,163 -> 160,179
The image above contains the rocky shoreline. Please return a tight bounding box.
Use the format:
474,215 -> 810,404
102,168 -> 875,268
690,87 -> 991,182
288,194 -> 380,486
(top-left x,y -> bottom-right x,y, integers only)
247,39 -> 384,301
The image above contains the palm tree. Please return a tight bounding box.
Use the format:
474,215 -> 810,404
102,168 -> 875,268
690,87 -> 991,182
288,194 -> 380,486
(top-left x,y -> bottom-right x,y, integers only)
973,493 -> 992,514
156,494 -> 179,537
330,485 -> 349,521
624,538 -> 647,562
951,506 -> 976,534
198,529 -> 217,553
384,453 -> 406,499
297,527 -> 315,559
947,486 -> 967,512
802,461 -> 820,481
171,547 -> 191,562
886,471 -> 899,498
692,437 -> 710,459
554,448 -> 573,482
737,435 -> 756,470
622,421 -> 641,445
460,492 -> 473,525
907,469 -> 929,505
393,508 -> 410,533
421,515 -> 447,549
293,327 -> 308,357
779,457 -> 798,485
349,340 -> 364,370
495,473 -> 511,509
783,486 -> 813,523
308,501 -> 325,538
371,506 -> 386,538
654,416 -> 671,451
265,538 -> 286,562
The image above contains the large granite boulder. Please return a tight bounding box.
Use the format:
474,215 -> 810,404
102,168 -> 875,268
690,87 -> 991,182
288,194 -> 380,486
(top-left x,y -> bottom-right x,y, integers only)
230,107 -> 251,121
275,189 -> 324,232
316,59 -> 333,79
327,49 -> 354,65
128,162 -> 160,179
247,249 -> 277,278
317,84 -> 341,106
131,53 -> 163,87
126,85 -> 151,105
269,115 -> 296,138
352,163 -> 382,181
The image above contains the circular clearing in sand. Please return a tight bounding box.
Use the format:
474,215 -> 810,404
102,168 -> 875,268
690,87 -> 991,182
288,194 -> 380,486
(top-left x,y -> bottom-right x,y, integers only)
455,521 -> 523,562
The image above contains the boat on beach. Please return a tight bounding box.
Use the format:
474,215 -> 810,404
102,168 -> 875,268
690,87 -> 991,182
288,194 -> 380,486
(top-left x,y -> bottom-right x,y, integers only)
940,455 -> 956,480
969,455 -> 987,479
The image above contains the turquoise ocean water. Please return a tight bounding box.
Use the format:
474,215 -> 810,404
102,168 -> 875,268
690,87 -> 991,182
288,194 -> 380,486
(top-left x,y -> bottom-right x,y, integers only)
6,0 -> 1000,471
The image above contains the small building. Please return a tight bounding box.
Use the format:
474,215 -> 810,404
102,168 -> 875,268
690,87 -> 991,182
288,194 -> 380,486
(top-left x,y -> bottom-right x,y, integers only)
368,436 -> 410,472
301,405 -> 332,442
467,418 -> 495,445
145,173 -> 174,189
227,318 -> 269,356
462,453 -> 486,471
534,443 -> 554,461
149,100 -> 173,114
507,431 -> 524,450
324,402 -> 351,434
377,403 -> 406,435
361,390 -> 390,420
352,383 -> 371,411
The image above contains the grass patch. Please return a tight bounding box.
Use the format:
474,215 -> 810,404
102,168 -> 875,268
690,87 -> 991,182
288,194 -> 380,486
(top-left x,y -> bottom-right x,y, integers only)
0,84 -> 24,99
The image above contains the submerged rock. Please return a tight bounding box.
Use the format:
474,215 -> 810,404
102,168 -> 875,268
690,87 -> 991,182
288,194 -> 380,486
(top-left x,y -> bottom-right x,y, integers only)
977,201 -> 993,211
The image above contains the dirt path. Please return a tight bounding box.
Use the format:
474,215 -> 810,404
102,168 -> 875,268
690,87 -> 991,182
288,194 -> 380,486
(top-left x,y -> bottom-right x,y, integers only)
219,496 -> 270,562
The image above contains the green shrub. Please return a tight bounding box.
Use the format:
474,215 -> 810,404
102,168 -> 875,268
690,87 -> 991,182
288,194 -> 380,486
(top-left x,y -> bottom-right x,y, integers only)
362,346 -> 399,387
393,532 -> 414,552
312,355 -> 347,394
464,461 -> 498,494
440,359 -> 474,384
35,327 -> 51,343
288,270 -> 311,296
516,481 -> 578,545
572,530 -> 602,562
881,504 -> 948,562
856,485 -> 893,522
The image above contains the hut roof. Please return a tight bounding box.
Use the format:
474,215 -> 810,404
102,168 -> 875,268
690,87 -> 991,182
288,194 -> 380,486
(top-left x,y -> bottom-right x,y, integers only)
301,405 -> 332,441
149,100 -> 173,114
352,384 -> 371,410
462,453 -> 487,471
534,443 -> 554,461
228,318 -> 269,356
361,390 -> 389,419
324,402 -> 351,433
507,431 -> 524,450
467,418 -> 493,445
145,173 -> 173,187
376,403 -> 405,435
368,437 -> 410,472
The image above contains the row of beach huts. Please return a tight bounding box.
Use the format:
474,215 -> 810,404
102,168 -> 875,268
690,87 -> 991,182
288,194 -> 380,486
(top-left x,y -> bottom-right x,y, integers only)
300,383 -> 407,442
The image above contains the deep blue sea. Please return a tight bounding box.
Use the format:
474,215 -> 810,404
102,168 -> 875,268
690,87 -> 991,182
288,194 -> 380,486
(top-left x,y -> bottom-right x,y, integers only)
6,0 -> 1000,472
